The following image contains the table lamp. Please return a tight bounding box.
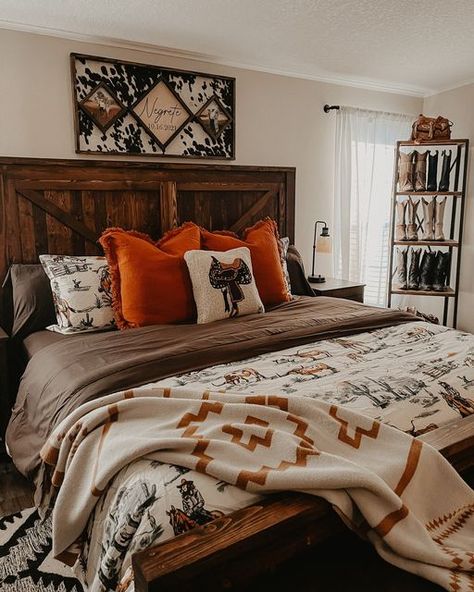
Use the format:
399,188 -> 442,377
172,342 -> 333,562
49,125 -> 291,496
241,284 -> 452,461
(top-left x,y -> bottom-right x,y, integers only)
308,220 -> 331,283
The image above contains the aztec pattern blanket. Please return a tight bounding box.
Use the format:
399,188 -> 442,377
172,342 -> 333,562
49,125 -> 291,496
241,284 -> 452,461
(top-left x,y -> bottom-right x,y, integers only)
41,386 -> 474,592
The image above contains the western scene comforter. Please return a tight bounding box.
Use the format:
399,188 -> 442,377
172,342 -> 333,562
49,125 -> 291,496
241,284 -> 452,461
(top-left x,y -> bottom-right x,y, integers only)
5,297 -> 474,591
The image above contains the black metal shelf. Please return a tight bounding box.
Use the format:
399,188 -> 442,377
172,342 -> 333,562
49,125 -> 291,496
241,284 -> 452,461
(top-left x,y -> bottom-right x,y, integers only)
387,139 -> 469,328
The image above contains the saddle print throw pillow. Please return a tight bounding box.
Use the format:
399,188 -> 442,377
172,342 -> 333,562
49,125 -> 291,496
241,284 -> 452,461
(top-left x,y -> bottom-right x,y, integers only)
99,223 -> 200,329
200,218 -> 291,306
39,255 -> 115,334
185,247 -> 264,324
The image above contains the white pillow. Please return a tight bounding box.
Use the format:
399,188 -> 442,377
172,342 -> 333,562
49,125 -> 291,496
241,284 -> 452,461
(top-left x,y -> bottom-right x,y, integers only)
184,247 -> 264,324
39,255 -> 115,334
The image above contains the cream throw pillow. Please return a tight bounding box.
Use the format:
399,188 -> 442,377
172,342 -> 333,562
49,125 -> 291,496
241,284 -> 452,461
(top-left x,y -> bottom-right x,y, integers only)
184,247 -> 264,324
40,255 -> 115,334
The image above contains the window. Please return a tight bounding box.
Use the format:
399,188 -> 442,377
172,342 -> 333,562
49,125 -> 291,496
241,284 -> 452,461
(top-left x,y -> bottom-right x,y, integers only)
333,107 -> 412,306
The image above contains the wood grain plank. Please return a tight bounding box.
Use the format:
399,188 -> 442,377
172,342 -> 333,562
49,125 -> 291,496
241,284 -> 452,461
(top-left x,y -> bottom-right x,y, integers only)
81,191 -> 100,255
193,192 -> 211,228
160,182 -> 178,232
278,182 -> 287,239
32,204 -> 48,256
286,170 -> 296,243
177,182 -> 279,192
93,190 -> 108,236
70,190 -> 85,254
17,188 -> 98,244
45,191 -> 73,254
0,173 -> 6,290
3,180 -> 22,267
17,196 -> 36,262
420,414 -> 474,473
230,190 -> 274,234
133,493 -> 343,592
17,180 -> 163,191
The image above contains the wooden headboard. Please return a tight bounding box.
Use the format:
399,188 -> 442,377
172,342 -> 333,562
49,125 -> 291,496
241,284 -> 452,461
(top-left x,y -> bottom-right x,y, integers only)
0,157 -> 295,319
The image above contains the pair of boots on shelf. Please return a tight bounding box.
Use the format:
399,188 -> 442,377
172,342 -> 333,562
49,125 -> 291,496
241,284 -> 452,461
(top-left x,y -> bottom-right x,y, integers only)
395,196 -> 446,241
398,149 -> 451,192
396,248 -> 450,292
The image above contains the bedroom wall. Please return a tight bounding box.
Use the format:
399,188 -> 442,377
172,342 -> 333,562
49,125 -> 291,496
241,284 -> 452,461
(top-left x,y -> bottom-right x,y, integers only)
423,85 -> 474,332
0,28 -> 422,278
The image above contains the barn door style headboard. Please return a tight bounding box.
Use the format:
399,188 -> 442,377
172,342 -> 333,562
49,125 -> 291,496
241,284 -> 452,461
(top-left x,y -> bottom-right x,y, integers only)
0,157 -> 295,321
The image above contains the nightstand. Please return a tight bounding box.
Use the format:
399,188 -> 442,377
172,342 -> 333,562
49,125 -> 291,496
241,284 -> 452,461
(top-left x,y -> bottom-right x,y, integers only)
0,327 -> 9,450
309,278 -> 365,302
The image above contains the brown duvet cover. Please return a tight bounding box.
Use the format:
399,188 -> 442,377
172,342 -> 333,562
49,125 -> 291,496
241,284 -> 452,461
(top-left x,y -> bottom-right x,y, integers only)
7,296 -> 414,478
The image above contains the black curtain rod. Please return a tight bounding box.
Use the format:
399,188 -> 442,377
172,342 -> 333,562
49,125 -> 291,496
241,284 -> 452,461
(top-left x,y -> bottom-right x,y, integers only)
323,104 -> 340,113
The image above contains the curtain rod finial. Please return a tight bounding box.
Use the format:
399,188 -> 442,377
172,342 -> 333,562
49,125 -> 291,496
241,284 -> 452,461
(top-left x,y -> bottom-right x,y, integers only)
324,104 -> 340,113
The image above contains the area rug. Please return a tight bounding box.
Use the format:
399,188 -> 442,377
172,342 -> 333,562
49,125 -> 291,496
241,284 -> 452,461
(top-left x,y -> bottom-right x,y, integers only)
0,508 -> 83,591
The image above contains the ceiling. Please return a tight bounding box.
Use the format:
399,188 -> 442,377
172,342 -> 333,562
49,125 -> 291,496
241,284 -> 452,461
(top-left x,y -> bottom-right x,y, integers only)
1,0 -> 473,96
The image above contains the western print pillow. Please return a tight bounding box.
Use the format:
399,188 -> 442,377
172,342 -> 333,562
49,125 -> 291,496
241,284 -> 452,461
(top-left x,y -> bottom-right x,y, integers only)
200,218 -> 292,306
184,247 -> 264,324
39,255 -> 115,334
278,236 -> 292,296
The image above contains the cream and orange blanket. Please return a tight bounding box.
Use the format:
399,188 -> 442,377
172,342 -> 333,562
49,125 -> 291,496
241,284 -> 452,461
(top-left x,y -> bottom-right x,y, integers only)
41,387 -> 474,592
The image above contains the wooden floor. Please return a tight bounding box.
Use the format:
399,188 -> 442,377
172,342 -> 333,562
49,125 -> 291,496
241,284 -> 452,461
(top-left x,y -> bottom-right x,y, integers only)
0,454 -> 34,516
1,457 -> 468,591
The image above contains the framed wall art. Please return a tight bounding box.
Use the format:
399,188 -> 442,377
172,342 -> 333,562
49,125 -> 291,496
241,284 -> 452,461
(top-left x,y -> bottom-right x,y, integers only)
70,53 -> 235,159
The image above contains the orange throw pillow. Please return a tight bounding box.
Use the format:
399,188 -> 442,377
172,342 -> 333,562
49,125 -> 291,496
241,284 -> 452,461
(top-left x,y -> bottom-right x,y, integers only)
99,223 -> 200,328
201,218 -> 291,306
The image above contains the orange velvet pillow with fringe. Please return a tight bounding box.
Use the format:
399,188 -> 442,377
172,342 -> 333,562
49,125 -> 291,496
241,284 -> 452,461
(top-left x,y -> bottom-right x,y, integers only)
99,223 -> 200,329
200,218 -> 291,306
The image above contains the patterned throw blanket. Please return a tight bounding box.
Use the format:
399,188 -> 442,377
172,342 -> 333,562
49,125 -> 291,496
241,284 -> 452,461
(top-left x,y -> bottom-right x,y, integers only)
41,387 -> 474,592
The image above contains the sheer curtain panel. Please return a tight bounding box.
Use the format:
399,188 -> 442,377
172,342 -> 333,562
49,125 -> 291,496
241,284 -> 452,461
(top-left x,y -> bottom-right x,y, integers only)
333,107 -> 412,306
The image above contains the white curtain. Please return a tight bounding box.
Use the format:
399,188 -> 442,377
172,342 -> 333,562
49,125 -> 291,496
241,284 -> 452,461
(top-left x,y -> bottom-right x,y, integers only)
333,107 -> 412,306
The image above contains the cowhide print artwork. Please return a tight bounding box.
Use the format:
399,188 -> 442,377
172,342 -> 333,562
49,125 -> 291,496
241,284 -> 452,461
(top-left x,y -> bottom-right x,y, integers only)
71,53 -> 235,159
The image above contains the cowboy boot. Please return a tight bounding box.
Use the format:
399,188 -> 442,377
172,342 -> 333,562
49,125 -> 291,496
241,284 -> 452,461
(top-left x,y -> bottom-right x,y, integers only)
434,196 -> 447,241
398,151 -> 414,191
407,248 -> 421,290
421,197 -> 435,240
396,247 -> 408,289
419,251 -> 437,291
414,151 -> 427,191
432,251 -> 451,291
438,149 -> 452,192
426,150 -> 438,191
406,197 -> 419,241
395,200 -> 407,241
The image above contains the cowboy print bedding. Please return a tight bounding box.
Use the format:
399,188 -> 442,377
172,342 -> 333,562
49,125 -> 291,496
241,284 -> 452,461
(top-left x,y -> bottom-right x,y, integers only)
50,320 -> 474,592
40,255 -> 115,334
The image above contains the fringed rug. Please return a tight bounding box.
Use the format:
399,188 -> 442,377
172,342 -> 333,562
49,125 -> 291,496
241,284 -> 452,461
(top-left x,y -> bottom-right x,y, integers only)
0,508 -> 83,591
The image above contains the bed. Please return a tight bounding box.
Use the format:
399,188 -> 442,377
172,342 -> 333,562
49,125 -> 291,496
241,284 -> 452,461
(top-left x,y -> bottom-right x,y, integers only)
1,157 -> 473,592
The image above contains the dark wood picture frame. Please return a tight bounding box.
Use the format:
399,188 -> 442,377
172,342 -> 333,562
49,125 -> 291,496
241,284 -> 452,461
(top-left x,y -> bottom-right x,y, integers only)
130,77 -> 194,150
195,95 -> 233,141
78,81 -> 127,133
70,53 -> 236,160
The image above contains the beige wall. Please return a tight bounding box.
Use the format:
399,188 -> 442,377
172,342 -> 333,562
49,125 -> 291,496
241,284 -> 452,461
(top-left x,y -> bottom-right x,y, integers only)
0,28 -> 422,278
424,86 -> 474,332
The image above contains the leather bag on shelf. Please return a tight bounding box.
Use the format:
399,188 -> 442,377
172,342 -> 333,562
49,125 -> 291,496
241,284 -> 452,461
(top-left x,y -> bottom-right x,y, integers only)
411,114 -> 453,144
